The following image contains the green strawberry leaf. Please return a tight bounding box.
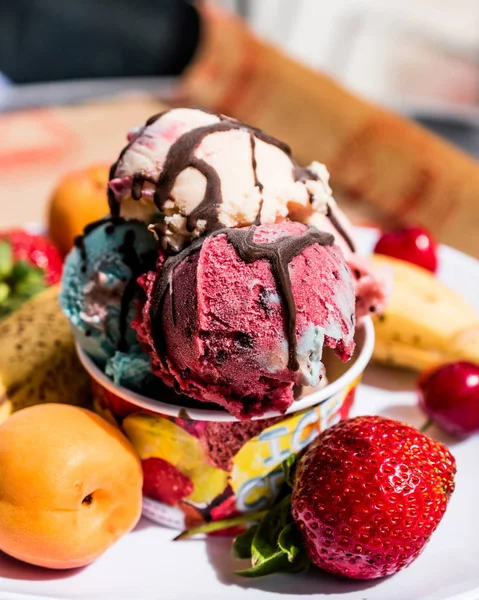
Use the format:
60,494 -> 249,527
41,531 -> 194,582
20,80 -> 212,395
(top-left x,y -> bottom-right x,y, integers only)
0,241 -> 13,279
251,495 -> 292,565
233,524 -> 257,559
176,454 -> 309,580
11,262 -> 46,299
282,453 -> 297,488
278,522 -> 310,572
235,550 -> 291,578
235,495 -> 301,578
233,456 -> 311,578
173,510 -> 268,541
277,522 -> 300,561
0,259 -> 47,320
11,260 -> 43,282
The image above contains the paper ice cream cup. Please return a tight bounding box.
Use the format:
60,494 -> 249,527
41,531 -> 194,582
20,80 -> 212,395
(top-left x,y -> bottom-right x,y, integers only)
77,318 -> 374,531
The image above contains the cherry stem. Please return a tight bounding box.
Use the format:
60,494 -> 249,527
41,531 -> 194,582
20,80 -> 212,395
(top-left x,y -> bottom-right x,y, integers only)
173,509 -> 268,541
420,418 -> 434,433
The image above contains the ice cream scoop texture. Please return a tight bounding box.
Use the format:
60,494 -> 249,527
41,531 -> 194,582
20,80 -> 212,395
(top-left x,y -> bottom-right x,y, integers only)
108,108 -> 353,253
134,222 -> 356,419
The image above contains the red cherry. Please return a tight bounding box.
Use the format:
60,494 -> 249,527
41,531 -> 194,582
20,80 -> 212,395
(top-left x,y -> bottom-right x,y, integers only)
418,361 -> 479,438
374,226 -> 438,273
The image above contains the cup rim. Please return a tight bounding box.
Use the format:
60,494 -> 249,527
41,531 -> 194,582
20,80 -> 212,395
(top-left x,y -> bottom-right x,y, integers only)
76,317 -> 375,422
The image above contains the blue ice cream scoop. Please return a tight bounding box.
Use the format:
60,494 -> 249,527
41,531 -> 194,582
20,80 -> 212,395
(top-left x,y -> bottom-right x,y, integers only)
60,217 -> 158,390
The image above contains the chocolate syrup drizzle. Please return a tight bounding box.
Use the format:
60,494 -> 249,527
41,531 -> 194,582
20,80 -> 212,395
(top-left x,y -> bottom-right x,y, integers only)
131,175 -> 144,201
293,165 -> 356,252
74,216 -> 156,353
117,229 -> 157,352
250,133 -> 264,226
326,205 -> 356,252
109,111 -> 286,230
224,226 -> 334,370
152,117 -> 288,234
149,225 -> 334,372
108,110 -> 172,216
108,109 -> 353,252
154,120 -> 237,233
74,216 -> 125,272
250,132 -> 264,193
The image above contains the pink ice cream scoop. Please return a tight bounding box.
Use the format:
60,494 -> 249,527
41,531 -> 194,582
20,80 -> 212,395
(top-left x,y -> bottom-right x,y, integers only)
134,221 -> 356,419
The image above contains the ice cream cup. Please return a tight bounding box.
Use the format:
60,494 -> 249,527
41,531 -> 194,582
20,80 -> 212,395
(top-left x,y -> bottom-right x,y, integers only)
76,318 -> 374,531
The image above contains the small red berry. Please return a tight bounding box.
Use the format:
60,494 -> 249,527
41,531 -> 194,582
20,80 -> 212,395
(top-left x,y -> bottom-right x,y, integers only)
374,226 -> 438,273
0,229 -> 63,318
0,229 -> 63,284
418,361 -> 479,438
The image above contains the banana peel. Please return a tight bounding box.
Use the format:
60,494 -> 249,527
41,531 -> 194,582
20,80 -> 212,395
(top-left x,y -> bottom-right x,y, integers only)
371,255 -> 479,371
0,284 -> 91,424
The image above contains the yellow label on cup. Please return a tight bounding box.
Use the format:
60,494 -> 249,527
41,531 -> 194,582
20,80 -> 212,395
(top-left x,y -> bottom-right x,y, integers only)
91,372 -> 361,528
231,380 -> 359,512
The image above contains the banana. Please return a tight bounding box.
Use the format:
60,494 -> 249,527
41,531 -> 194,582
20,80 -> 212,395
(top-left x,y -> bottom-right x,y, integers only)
371,255 -> 479,371
0,284 -> 91,423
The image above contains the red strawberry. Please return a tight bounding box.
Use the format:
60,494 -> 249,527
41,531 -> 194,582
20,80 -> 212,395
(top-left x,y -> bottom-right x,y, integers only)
142,457 -> 193,505
374,226 -> 438,273
418,361 -> 479,438
178,416 -> 456,581
0,229 -> 63,318
291,416 -> 455,579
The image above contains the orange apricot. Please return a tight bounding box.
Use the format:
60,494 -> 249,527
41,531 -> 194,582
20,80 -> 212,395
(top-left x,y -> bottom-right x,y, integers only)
47,163 -> 110,256
0,404 -> 143,569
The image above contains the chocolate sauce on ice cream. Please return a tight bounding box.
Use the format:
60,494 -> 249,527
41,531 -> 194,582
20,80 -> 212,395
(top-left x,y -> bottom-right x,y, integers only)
108,108 -> 346,246
149,224 -> 333,372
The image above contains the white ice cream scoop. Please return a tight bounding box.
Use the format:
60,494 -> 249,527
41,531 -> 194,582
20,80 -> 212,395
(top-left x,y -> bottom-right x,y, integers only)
108,107 -> 343,252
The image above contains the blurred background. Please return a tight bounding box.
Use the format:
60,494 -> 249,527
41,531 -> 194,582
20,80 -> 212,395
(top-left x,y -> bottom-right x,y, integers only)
229,0 -> 479,152
1,0 -> 479,251
2,0 -> 479,109
229,0 -> 479,108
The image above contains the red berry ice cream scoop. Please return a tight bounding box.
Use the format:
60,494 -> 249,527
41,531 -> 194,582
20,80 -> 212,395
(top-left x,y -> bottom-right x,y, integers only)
418,361 -> 479,438
134,221 -> 356,419
374,226 -> 438,273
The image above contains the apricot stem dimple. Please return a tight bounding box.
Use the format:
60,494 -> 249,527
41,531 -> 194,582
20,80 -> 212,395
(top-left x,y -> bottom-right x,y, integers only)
82,494 -> 94,506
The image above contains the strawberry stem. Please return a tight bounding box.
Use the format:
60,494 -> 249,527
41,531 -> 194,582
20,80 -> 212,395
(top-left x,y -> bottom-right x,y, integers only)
173,509 -> 268,541
420,418 -> 434,433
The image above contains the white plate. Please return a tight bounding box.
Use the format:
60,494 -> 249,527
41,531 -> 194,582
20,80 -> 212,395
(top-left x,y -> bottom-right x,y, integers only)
1,227 -> 478,600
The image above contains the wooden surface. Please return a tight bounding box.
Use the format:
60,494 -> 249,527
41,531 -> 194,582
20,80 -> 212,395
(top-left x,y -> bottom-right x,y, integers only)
0,95 -> 166,228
